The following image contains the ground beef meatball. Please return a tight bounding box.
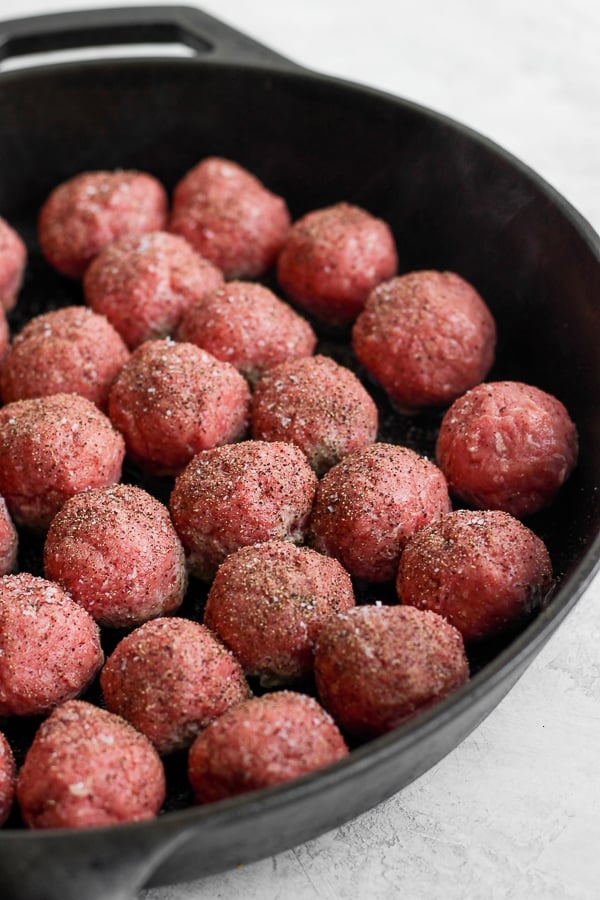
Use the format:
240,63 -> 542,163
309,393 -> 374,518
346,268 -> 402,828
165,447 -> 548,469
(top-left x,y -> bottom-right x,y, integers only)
0,216 -> 26,312
309,443 -> 451,583
176,281 -> 317,384
169,157 -> 290,279
16,700 -> 165,829
0,392 -> 125,531
435,381 -> 578,517
0,573 -> 103,717
314,604 -> 469,738
251,354 -> 378,475
188,691 -> 348,803
0,306 -> 129,411
101,617 -> 251,755
0,731 -> 15,826
83,231 -> 224,348
352,270 -> 496,410
204,541 -> 355,686
277,202 -> 398,327
108,339 -> 250,476
396,509 -> 553,642
170,441 -> 318,581
38,170 -> 168,278
0,498 -> 17,576
44,484 -> 187,628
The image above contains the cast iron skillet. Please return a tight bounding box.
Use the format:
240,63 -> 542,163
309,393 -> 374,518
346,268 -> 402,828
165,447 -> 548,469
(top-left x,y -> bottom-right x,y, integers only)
0,6 -> 599,899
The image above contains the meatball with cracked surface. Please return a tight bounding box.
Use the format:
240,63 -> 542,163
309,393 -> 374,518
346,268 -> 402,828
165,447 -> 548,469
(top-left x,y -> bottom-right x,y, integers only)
16,700 -> 165,829
0,392 -> 125,531
38,169 -> 168,278
204,540 -> 355,686
0,573 -> 103,717
0,732 -> 15,826
309,443 -> 451,583
0,216 -> 26,312
176,280 -> 316,385
435,381 -> 578,517
84,231 -> 224,349
277,202 -> 398,327
0,306 -> 129,411
188,691 -> 348,804
314,604 -> 469,739
170,440 -> 318,581
396,509 -> 553,642
44,484 -> 187,628
352,270 -> 496,410
169,157 -> 290,279
108,339 -> 250,476
101,617 -> 251,755
251,354 -> 378,476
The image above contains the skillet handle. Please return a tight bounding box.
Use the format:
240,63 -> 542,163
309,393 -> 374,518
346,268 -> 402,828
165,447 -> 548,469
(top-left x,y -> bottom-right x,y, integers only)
0,4 -> 301,70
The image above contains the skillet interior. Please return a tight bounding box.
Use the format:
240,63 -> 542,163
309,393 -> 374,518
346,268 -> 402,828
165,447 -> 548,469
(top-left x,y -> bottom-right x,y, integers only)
0,53 -> 599,899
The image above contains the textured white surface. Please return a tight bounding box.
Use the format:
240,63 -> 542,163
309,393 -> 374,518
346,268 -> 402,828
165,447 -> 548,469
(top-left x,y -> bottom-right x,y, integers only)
2,1 -> 600,897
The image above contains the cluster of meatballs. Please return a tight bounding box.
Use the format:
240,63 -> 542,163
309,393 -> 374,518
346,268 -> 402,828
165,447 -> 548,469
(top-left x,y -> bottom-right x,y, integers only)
0,157 -> 578,831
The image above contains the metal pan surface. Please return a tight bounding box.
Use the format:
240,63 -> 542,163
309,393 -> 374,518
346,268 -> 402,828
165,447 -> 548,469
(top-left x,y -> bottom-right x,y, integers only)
0,6 -> 599,900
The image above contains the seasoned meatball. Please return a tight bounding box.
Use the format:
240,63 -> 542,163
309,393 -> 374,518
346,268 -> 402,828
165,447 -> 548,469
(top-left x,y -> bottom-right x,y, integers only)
169,157 -> 290,279
44,484 -> 187,628
188,691 -> 348,803
204,540 -> 355,685
435,381 -> 578,517
396,509 -> 553,641
251,354 -> 378,475
0,731 -> 15,827
352,270 -> 496,410
38,170 -> 168,278
84,231 -> 224,348
101,617 -> 251,754
0,306 -> 129,411
314,605 -> 469,738
0,498 -> 17,576
176,280 -> 316,384
0,573 -> 103,717
170,440 -> 318,581
16,700 -> 165,829
108,339 -> 250,475
277,202 -> 398,327
309,443 -> 451,582
0,216 -> 26,312
0,392 -> 125,531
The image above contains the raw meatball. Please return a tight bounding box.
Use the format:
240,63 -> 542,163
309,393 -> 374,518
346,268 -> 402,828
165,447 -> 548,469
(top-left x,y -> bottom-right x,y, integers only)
309,443 -> 451,582
204,541 -> 355,685
176,280 -> 317,384
0,306 -> 130,410
169,157 -> 290,279
83,231 -> 224,348
277,202 -> 398,327
0,392 -> 125,531
0,732 -> 15,827
188,691 -> 348,803
314,605 -> 469,738
352,270 -> 496,410
108,339 -> 250,475
435,381 -> 578,517
0,573 -> 103,717
0,216 -> 26,312
396,509 -> 553,642
251,354 -> 378,475
44,484 -> 187,628
16,700 -> 165,829
170,440 -> 318,580
0,498 -> 17,576
38,170 -> 168,278
101,617 -> 251,754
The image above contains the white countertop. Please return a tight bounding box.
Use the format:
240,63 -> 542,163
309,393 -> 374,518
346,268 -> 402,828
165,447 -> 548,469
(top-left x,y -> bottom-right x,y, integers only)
2,1 -> 600,898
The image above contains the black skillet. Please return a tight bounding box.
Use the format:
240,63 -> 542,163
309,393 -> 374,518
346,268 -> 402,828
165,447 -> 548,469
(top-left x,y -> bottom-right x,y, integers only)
0,6 -> 599,899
